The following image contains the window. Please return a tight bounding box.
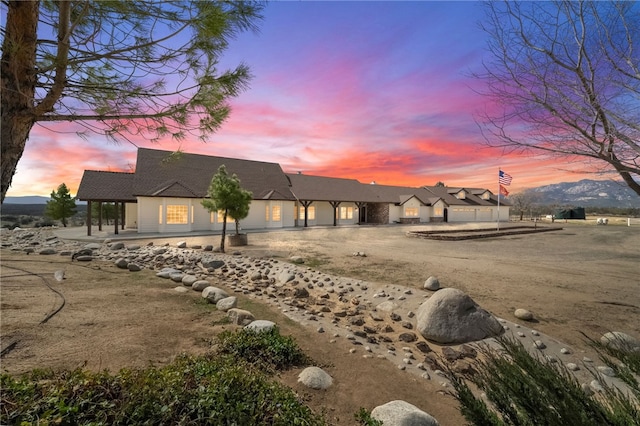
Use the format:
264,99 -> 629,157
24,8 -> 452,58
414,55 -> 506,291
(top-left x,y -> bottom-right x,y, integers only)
456,190 -> 466,199
272,205 -> 281,221
298,206 -> 315,220
159,205 -> 163,224
166,205 -> 188,224
340,206 -> 353,219
404,207 -> 419,217
481,192 -> 491,200
434,207 -> 443,216
217,210 -> 234,223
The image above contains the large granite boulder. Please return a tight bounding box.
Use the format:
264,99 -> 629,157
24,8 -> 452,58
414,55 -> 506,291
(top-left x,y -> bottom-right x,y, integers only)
371,400 -> 439,426
416,288 -> 503,344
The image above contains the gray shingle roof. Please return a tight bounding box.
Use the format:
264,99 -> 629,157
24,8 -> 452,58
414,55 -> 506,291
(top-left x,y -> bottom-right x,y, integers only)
427,186 -> 506,206
287,173 -> 378,202
132,148 -> 295,200
77,148 -> 504,208
76,171 -> 136,201
366,184 -> 438,205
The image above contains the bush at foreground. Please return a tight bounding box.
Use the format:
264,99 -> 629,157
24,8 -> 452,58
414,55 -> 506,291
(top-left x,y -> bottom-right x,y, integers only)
447,336 -> 640,426
1,328 -> 325,425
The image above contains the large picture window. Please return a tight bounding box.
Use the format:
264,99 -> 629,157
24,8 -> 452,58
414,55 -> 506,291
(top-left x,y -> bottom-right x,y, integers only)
166,205 -> 188,224
404,207 -> 419,217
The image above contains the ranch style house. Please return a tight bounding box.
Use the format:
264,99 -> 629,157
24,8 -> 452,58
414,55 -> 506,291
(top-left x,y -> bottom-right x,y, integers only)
76,148 -> 510,235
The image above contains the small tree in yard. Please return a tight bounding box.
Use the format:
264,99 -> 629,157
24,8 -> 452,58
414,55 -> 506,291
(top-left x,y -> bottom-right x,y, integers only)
201,165 -> 252,253
44,183 -> 76,227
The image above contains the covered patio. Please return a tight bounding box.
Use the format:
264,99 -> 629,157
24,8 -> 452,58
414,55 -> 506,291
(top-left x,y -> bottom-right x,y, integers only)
75,171 -> 137,236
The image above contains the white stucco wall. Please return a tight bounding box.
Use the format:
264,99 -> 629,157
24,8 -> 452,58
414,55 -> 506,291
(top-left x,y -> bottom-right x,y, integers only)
124,203 -> 137,228
388,204 -> 401,223
137,197 -> 296,233
315,202 -> 336,226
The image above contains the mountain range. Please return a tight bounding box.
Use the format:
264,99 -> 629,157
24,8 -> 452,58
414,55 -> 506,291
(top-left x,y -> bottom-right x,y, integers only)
519,179 -> 639,208
2,179 -> 638,209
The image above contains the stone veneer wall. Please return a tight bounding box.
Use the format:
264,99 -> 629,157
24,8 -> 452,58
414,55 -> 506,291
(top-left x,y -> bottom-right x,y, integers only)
367,203 -> 389,224
398,217 -> 420,224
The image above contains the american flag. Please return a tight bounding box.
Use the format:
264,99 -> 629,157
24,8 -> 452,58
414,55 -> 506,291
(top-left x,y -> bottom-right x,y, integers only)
499,170 -> 512,186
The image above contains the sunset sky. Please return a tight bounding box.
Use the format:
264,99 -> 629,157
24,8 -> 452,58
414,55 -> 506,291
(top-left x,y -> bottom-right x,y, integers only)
6,1 -> 603,198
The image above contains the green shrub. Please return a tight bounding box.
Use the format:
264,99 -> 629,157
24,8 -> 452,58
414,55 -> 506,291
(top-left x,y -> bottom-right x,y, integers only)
1,353 -> 324,425
355,407 -> 384,425
216,326 -> 311,372
447,336 -> 640,425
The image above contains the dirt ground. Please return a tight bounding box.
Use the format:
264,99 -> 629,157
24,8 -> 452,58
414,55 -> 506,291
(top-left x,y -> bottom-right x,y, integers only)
1,221 -> 639,425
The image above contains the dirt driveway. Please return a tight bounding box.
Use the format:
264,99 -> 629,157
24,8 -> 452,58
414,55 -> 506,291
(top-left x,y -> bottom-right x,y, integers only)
1,222 -> 639,425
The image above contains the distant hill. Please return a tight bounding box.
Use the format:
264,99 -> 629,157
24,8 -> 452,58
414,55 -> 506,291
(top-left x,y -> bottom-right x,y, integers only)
521,179 -> 639,208
3,196 -> 51,204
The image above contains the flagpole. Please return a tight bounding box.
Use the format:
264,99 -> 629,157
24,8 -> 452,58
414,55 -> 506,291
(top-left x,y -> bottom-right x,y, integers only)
497,168 -> 500,231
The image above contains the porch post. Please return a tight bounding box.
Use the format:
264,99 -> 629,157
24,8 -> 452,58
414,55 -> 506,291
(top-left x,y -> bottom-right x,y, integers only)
301,200 -> 312,227
86,200 -> 92,236
98,202 -> 103,231
114,201 -> 119,235
121,202 -> 125,230
329,201 -> 341,226
356,202 -> 367,225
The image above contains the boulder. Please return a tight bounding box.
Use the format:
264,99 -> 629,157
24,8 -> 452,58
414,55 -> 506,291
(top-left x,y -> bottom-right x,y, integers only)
376,301 -> 397,313
202,259 -> 224,270
216,296 -> 238,312
245,319 -> 276,332
110,242 -> 125,250
424,276 -> 440,291
600,332 -> 640,352
416,288 -> 503,344
514,308 -> 534,321
227,308 -> 255,326
156,268 -> 180,278
115,258 -> 129,269
191,280 -> 210,292
170,272 -> 185,282
371,400 -> 440,426
181,275 -> 198,287
127,263 -> 142,272
297,367 -> 333,390
202,286 -> 229,304
278,271 -> 295,285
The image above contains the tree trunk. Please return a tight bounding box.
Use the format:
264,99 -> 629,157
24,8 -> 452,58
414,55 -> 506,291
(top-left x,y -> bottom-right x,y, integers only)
1,1 -> 39,203
220,210 -> 227,253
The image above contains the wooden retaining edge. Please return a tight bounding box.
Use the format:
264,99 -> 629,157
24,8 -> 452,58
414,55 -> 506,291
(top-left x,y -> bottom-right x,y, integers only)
406,227 -> 563,241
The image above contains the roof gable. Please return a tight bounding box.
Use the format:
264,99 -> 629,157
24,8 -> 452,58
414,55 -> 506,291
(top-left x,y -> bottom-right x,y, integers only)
133,148 -> 295,200
76,171 -> 136,201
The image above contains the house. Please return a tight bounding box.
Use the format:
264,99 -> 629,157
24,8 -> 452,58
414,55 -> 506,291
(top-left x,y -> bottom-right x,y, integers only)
76,148 -> 509,235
